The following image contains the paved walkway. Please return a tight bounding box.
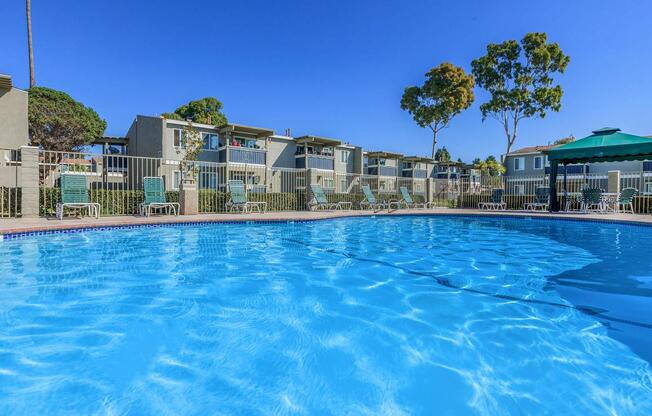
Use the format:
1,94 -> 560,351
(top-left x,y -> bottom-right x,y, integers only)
1,209 -> 651,236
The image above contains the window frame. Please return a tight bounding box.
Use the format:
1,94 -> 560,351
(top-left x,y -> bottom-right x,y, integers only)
513,157 -> 525,171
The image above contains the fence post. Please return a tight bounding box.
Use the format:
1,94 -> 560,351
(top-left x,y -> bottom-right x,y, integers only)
607,170 -> 620,195
20,145 -> 40,218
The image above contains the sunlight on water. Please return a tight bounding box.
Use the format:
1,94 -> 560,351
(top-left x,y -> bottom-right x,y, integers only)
0,216 -> 651,415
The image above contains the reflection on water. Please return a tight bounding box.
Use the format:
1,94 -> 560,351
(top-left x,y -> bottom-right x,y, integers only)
0,216 -> 651,415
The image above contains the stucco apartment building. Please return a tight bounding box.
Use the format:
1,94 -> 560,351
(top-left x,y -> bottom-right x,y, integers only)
125,115 -> 364,192
504,143 -> 651,177
0,74 -> 28,187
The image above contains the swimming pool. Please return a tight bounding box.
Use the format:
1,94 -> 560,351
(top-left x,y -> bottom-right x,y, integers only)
1,216 -> 651,415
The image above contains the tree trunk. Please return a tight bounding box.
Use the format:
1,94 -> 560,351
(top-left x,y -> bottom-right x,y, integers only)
431,130 -> 437,159
26,0 -> 35,87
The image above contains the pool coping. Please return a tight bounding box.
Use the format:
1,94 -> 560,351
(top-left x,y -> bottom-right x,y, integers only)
2,209 -> 652,240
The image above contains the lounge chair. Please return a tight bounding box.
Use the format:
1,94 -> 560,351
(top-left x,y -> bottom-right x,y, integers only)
394,186 -> 433,209
524,186 -> 550,211
618,187 -> 637,214
225,180 -> 267,213
580,188 -> 604,213
360,184 -> 386,211
139,176 -> 180,216
56,174 -> 100,220
308,184 -> 352,211
478,188 -> 506,211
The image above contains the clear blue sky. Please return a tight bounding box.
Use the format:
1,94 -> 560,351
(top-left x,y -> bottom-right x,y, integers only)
2,0 -> 651,161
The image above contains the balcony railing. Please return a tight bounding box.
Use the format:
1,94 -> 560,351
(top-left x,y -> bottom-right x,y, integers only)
296,154 -> 334,170
367,166 -> 397,176
219,147 -> 266,165
402,168 -> 427,178
307,155 -> 334,170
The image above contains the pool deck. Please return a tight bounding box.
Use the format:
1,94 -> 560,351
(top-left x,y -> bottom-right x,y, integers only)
1,209 -> 652,237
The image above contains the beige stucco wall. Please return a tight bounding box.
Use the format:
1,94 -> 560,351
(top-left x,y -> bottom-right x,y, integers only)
267,136 -> 296,169
0,87 -> 28,150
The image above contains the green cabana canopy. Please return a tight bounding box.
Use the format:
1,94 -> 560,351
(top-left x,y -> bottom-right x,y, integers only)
546,127 -> 652,164
544,128 -> 652,211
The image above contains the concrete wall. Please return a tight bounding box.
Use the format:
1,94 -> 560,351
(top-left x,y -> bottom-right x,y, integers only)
334,146 -> 356,174
267,136 -> 295,168
126,116 -> 164,158
0,87 -> 28,150
504,154 -> 547,176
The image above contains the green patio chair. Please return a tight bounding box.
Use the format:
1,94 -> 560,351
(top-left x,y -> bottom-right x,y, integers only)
360,184 -> 386,211
225,180 -> 267,213
308,184 -> 351,211
139,176 -> 179,216
395,186 -> 432,209
478,188 -> 506,211
55,174 -> 101,220
580,188 -> 604,213
524,186 -> 550,211
618,187 -> 638,214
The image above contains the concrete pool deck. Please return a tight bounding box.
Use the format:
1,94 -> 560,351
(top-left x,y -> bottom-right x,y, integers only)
1,209 -> 652,237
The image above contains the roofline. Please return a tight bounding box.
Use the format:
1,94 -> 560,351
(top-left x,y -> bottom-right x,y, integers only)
294,135 -> 342,146
219,123 -> 275,137
365,151 -> 404,158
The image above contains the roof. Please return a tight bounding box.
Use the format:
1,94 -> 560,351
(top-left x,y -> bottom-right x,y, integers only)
507,144 -> 559,155
219,123 -> 274,138
92,136 -> 129,145
545,128 -> 652,163
294,135 -> 342,146
403,155 -> 435,163
0,74 -> 12,90
366,151 -> 404,159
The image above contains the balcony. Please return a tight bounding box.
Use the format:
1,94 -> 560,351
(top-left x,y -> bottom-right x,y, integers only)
402,169 -> 427,178
296,154 -> 334,170
368,166 -> 397,177
218,147 -> 266,165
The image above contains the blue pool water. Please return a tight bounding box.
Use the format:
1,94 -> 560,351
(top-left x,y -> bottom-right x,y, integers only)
1,216 -> 652,415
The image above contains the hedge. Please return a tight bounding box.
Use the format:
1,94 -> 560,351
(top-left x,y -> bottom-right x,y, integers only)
0,187 -> 21,217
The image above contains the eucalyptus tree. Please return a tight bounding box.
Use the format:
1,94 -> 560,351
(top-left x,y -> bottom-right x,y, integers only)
471,32 -> 570,159
401,63 -> 474,158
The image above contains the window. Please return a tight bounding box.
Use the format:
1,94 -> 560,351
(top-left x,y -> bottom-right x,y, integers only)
534,156 -> 543,170
323,178 -> 335,189
514,184 -> 525,195
173,129 -> 185,149
341,179 -> 348,192
646,182 -> 652,194
513,157 -> 524,171
544,155 -> 550,167
202,133 -> 219,150
172,171 -> 181,190
340,150 -> 350,163
232,137 -> 258,148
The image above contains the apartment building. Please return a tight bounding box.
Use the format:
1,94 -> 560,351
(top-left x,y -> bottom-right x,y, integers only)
0,74 -> 28,188
125,115 -> 363,192
504,144 -> 650,177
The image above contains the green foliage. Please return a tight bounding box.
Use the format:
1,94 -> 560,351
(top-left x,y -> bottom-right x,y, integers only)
28,87 -> 107,151
434,147 -> 451,162
553,135 -> 575,145
401,62 -> 475,157
162,97 -> 227,126
0,187 -> 21,217
473,155 -> 505,176
471,32 -> 570,156
178,122 -> 204,183
40,188 -> 308,216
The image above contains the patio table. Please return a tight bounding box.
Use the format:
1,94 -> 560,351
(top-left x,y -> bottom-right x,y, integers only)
601,192 -> 619,213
